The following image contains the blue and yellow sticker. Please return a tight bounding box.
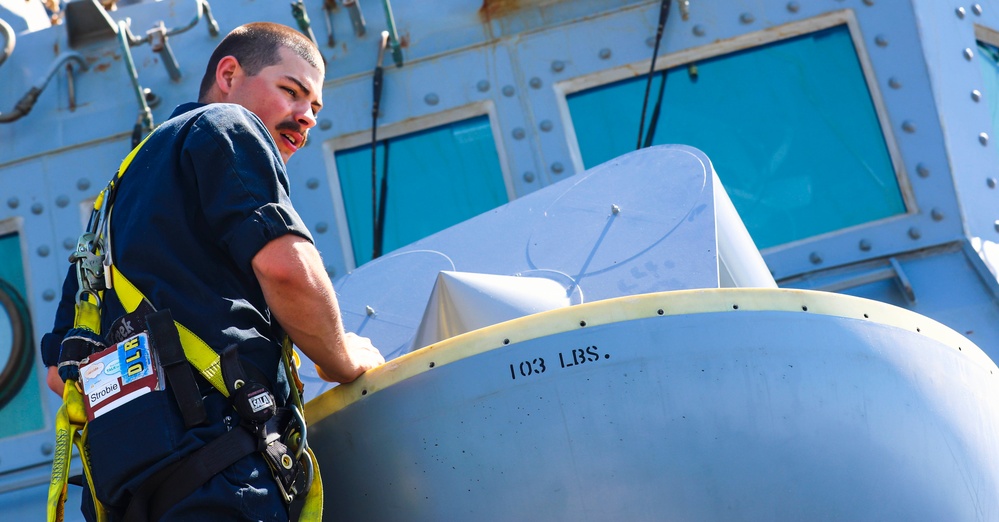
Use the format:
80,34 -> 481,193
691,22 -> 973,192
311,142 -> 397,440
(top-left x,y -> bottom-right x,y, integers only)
117,333 -> 153,384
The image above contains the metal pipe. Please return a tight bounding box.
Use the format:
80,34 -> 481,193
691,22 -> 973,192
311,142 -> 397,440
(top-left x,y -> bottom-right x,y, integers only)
164,0 -> 219,39
343,0 -> 366,37
0,17 -> 14,69
379,0 -> 403,67
291,0 -> 320,49
0,52 -> 88,123
116,20 -> 153,144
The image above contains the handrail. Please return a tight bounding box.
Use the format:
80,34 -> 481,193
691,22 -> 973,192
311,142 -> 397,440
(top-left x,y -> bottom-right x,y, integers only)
0,17 -> 14,68
0,52 -> 88,123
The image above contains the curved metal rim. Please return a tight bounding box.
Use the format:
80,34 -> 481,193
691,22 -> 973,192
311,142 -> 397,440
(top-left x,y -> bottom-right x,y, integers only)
306,288 -> 992,420
0,278 -> 32,410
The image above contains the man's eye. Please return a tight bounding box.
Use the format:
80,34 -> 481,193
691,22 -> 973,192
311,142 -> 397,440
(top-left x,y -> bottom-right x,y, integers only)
284,87 -> 296,96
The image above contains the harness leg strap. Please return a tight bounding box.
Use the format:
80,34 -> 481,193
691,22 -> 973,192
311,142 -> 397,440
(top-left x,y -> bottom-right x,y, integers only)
146,309 -> 207,428
122,425 -> 258,522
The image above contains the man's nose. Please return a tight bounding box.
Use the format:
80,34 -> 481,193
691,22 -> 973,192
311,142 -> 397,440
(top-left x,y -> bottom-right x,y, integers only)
296,103 -> 317,129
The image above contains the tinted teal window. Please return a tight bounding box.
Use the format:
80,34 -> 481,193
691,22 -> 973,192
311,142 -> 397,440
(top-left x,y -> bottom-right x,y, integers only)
336,115 -> 508,266
567,25 -> 903,249
978,41 -> 999,160
0,232 -> 43,438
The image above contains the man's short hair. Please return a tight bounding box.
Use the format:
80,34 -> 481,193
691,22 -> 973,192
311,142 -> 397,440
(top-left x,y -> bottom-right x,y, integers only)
198,22 -> 324,101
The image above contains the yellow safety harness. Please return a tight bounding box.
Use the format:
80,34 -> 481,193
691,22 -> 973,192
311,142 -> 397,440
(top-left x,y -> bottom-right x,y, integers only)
47,135 -> 324,521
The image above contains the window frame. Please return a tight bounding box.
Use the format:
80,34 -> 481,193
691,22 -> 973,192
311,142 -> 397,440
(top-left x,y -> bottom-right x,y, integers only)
323,100 -> 512,270
553,9 -> 914,252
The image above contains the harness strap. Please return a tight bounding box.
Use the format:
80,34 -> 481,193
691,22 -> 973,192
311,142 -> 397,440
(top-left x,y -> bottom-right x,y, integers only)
146,309 -> 208,428
122,422 -> 259,522
109,265 -> 229,397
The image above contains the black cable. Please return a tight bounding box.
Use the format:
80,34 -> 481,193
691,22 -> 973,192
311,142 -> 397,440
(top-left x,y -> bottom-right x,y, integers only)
643,69 -> 668,149
373,141 -> 389,259
370,32 -> 389,261
636,0 -> 672,150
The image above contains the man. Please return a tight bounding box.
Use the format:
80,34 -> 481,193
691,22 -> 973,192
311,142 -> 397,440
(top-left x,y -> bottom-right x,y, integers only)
40,22 -> 382,520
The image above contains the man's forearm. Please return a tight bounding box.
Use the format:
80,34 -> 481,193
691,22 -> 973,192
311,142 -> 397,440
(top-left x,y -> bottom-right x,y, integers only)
252,235 -> 379,382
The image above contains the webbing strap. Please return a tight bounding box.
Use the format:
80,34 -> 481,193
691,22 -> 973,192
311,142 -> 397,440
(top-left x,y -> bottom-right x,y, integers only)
47,381 -> 108,522
110,265 -> 228,397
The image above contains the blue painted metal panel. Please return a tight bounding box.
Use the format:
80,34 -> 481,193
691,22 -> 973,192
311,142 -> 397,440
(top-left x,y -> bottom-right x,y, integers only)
3,0 -> 999,518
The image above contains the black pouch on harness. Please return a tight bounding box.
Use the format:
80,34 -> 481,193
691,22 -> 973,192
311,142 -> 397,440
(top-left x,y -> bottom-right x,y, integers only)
221,344 -> 312,503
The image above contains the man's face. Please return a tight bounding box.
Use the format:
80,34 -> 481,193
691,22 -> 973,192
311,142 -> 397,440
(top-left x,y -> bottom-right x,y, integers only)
225,47 -> 324,163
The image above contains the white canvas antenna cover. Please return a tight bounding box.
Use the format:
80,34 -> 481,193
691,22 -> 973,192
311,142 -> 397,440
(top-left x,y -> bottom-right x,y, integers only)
412,271 -> 581,349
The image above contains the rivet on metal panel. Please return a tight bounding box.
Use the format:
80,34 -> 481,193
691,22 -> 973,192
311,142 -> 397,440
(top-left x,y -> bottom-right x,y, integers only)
476,80 -> 490,92
56,195 -> 69,208
77,178 -> 91,191
512,127 -> 526,140
325,265 -> 336,278
529,77 -> 543,89
931,208 -> 944,221
63,238 -> 75,250
908,227 -> 921,239
980,132 -> 990,145
809,252 -> 822,264
503,338 -> 510,345
693,25 -> 705,36
956,6 -> 966,19
579,320 -> 587,327
43,289 -> 56,301
888,77 -> 902,89
424,93 -> 439,106
859,239 -> 872,251
902,121 -> 916,133
551,60 -> 565,73
37,245 -> 50,257
972,89 -> 982,102
41,443 -> 53,455
964,48 -> 975,61
551,162 -> 565,174
315,222 -> 328,233
6,197 -> 18,209
598,48 -> 611,59
319,119 -> 332,130
862,0 -> 874,5
31,203 -> 44,215
611,204 -> 621,215
365,305 -> 376,316
988,177 -> 997,188
523,172 -> 535,183
739,13 -> 755,24
916,163 -> 930,177
973,4 -> 983,16
306,178 -> 320,189
786,2 -> 799,13
646,36 -> 656,48
875,35 -> 888,47
502,85 -> 515,97
539,120 -> 553,132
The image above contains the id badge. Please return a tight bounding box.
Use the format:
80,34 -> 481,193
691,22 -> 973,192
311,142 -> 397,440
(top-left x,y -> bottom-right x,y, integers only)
79,333 -> 164,420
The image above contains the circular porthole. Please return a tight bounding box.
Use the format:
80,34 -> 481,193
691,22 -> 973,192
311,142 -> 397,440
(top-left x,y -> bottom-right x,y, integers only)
0,278 -> 32,410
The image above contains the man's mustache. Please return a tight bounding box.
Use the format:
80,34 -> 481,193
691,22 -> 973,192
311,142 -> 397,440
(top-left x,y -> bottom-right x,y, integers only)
276,120 -> 308,147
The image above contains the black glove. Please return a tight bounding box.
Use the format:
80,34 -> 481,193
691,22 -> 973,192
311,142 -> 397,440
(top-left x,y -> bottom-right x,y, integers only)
57,327 -> 106,382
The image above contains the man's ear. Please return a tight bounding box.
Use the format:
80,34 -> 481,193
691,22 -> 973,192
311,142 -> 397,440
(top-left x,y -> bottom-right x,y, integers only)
215,55 -> 240,96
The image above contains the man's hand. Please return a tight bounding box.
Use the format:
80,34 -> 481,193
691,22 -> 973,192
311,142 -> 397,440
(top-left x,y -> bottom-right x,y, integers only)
46,366 -> 64,395
315,332 -> 384,383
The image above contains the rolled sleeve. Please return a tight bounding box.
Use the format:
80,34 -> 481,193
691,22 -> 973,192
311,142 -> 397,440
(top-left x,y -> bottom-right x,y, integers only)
228,203 -> 314,275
